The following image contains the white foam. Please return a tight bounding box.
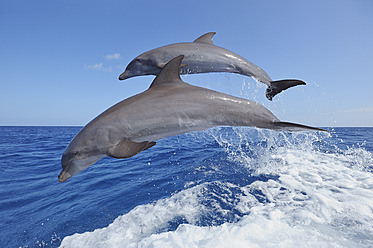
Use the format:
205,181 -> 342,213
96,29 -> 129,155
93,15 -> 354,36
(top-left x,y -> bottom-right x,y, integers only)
60,185 -> 207,247
60,131 -> 373,248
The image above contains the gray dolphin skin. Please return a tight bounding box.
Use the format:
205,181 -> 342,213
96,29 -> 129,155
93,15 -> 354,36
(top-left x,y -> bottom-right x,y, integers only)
119,32 -> 306,100
59,55 -> 325,183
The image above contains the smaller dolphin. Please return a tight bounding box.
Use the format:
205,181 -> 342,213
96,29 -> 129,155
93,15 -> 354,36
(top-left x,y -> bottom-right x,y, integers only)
119,32 -> 305,100
59,55 -> 325,183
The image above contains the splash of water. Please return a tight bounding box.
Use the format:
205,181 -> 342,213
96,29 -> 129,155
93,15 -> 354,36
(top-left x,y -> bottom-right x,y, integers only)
59,127 -> 373,248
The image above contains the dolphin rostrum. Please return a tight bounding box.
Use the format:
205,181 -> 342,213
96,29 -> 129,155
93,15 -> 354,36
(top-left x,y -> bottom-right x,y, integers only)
59,55 -> 325,183
119,32 -> 306,100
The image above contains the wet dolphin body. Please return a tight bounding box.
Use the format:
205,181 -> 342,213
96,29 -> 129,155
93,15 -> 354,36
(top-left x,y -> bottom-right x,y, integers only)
59,55 -> 325,183
119,32 -> 306,100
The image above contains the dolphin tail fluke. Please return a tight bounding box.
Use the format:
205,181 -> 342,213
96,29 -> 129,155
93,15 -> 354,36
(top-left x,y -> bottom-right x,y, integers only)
272,121 -> 327,132
266,79 -> 306,100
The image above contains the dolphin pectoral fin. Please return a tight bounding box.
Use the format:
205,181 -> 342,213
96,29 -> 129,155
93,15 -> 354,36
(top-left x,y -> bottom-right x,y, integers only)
266,79 -> 306,100
143,141 -> 156,151
193,32 -> 216,45
273,121 -> 328,132
107,139 -> 156,159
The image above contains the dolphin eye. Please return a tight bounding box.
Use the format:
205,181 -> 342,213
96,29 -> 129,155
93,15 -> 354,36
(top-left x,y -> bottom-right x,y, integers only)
73,151 -> 79,156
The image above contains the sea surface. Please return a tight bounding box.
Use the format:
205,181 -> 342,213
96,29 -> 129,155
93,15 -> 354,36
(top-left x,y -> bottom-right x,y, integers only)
0,126 -> 373,247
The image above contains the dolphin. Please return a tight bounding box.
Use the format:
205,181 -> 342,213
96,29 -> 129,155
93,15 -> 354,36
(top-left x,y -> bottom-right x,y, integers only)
119,32 -> 306,100
59,55 -> 325,183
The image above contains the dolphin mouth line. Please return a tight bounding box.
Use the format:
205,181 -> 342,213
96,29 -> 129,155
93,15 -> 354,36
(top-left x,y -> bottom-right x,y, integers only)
119,70 -> 130,80
58,171 -> 66,182
59,154 -> 107,183
58,170 -> 70,183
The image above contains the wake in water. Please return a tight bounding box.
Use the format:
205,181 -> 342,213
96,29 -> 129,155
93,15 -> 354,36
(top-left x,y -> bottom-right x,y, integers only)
60,128 -> 373,248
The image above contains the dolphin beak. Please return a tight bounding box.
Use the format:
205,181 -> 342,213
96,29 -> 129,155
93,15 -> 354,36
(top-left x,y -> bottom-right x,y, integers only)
58,154 -> 106,183
119,70 -> 130,80
58,170 -> 71,183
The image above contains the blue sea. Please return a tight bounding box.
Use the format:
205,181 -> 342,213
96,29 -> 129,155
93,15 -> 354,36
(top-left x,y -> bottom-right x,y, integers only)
1,126 -> 373,247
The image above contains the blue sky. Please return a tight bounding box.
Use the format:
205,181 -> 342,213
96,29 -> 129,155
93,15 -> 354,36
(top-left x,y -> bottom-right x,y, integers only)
1,0 -> 372,127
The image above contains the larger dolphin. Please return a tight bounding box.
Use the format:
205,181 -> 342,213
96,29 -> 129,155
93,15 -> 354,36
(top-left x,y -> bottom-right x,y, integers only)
59,55 -> 325,183
119,32 -> 305,100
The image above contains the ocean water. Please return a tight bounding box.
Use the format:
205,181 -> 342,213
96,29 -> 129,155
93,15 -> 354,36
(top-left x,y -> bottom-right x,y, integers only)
0,126 -> 373,248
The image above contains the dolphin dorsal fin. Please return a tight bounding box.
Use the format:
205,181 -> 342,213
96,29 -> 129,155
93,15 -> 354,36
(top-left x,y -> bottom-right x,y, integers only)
193,32 -> 216,45
150,55 -> 185,88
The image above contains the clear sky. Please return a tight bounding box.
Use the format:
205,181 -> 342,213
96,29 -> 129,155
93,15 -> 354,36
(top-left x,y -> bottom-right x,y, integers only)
1,0 -> 372,127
